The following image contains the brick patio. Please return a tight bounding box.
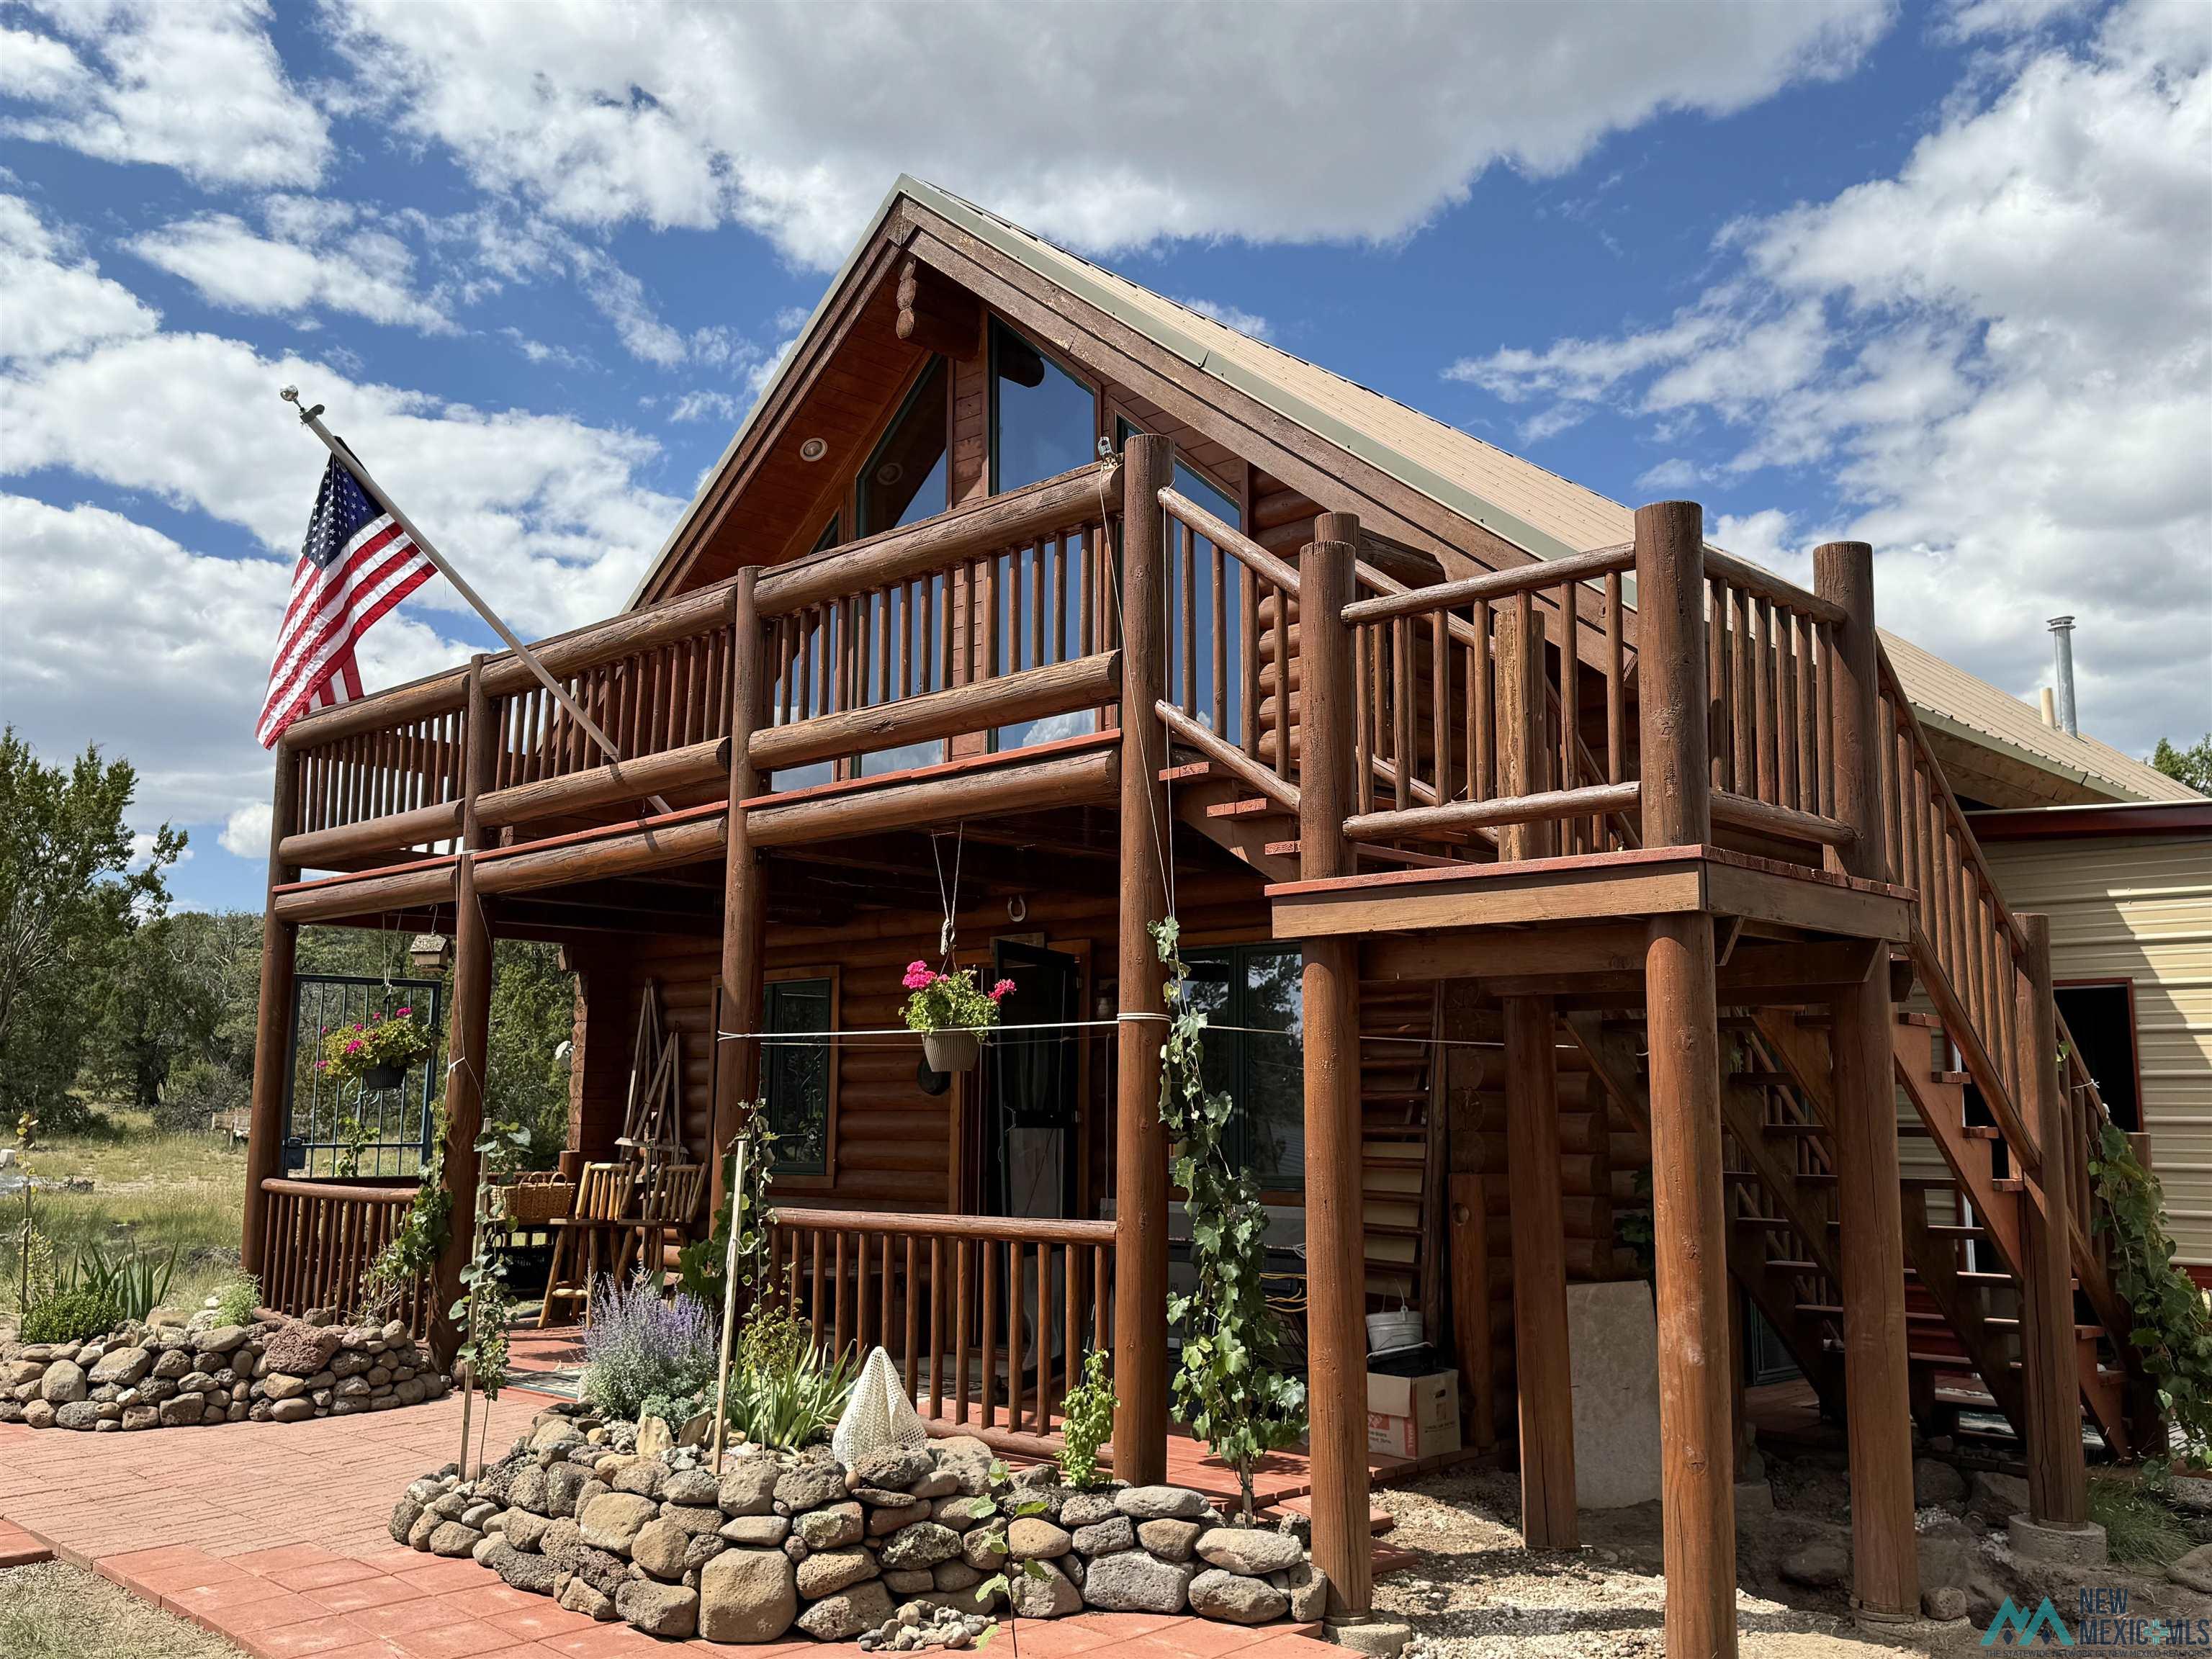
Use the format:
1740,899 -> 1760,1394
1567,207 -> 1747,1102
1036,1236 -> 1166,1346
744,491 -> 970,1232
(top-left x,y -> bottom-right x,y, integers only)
0,1387 -> 1345,1659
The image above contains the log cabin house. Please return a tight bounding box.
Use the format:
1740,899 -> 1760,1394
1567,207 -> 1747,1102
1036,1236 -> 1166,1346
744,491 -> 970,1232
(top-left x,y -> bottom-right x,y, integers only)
238,177 -> 2193,1651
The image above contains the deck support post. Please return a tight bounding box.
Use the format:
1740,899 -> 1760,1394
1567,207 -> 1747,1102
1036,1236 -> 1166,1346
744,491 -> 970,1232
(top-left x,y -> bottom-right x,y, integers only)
2017,912 -> 2090,1528
1112,432 -> 1174,1486
714,567 -> 768,1216
431,657 -> 498,1366
1503,994 -> 1577,1550
241,747 -> 301,1281
1815,538 -> 1920,1624
1636,500 -> 1737,1658
1298,514 -> 1372,1612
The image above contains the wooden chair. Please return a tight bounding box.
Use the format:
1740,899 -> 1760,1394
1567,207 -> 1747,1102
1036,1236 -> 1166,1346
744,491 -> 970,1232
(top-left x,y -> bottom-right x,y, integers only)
538,1162 -> 636,1328
613,1161 -> 708,1291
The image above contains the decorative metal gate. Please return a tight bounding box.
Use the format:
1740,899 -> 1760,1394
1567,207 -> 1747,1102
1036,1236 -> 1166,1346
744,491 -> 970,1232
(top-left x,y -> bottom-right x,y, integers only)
284,974 -> 444,1178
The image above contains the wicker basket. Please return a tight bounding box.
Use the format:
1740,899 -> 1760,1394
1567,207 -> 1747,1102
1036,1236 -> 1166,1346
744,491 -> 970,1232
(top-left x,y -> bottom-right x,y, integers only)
503,1172 -> 575,1226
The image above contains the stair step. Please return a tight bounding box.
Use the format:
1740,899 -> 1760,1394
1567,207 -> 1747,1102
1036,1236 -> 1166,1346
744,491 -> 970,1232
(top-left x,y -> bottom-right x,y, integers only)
1932,1069 -> 1972,1087
1206,797 -> 1288,819
1760,1123 -> 1829,1136
1264,840 -> 1300,857
1897,1011 -> 1945,1030
1925,1223 -> 1989,1240
1159,761 -> 1216,783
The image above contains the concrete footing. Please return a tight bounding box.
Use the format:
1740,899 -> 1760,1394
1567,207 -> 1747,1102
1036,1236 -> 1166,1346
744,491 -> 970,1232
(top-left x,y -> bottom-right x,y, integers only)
1326,1614 -> 1413,1657
2007,1514 -> 2110,1567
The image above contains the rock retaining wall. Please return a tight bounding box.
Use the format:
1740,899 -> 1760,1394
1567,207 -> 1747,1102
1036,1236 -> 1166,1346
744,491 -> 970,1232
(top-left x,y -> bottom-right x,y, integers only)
0,1315 -> 449,1431
391,1406 -> 1330,1647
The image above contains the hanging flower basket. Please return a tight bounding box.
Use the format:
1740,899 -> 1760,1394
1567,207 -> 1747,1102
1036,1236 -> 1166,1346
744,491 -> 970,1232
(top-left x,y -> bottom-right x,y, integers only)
320,1010 -> 435,1087
922,1030 -> 980,1074
900,963 -> 1012,1076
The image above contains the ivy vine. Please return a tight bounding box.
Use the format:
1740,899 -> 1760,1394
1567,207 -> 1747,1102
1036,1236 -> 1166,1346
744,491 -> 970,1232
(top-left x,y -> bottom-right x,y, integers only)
2088,1122 -> 2212,1465
361,1107 -> 451,1321
1151,917 -> 1307,1519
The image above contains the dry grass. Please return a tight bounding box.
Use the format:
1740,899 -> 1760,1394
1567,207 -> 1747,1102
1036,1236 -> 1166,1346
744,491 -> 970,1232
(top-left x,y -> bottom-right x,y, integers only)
0,1562 -> 245,1659
4,1108 -> 250,1323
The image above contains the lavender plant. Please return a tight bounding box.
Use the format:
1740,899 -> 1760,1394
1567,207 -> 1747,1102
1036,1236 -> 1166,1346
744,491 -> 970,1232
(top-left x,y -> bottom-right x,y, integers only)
579,1272 -> 722,1422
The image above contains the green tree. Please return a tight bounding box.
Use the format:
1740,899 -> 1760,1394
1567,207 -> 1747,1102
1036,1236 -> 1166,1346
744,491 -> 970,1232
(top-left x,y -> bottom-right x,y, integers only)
87,911 -> 230,1109
0,731 -> 182,1129
484,941 -> 575,1167
2152,735 -> 2212,797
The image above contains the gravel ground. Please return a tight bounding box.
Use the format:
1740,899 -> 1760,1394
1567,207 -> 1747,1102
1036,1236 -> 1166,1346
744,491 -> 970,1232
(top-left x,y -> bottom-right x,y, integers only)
0,1561 -> 246,1659
1371,1460 -> 2212,1658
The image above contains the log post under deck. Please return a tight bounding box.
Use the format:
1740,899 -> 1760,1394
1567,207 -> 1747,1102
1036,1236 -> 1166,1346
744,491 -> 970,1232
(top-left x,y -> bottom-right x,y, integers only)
714,566 -> 768,1217
1298,514 -> 1372,1612
1503,994 -> 1576,1551
2017,912 -> 2090,1528
1636,500 -> 1737,1659
1815,538 -> 1920,1625
431,657 -> 497,1364
1112,432 -> 1174,1485
241,746 -> 301,1280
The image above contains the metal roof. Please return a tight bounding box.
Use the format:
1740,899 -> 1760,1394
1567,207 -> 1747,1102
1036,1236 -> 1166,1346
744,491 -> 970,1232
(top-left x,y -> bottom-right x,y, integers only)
634,176 -> 2198,806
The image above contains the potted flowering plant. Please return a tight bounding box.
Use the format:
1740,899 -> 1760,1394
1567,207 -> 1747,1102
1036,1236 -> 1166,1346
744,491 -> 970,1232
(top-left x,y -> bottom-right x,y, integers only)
320,1007 -> 434,1091
900,963 -> 1013,1074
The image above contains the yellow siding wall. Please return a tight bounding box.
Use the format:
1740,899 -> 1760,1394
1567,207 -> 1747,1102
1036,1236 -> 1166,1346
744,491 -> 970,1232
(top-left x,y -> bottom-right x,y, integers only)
1982,835 -> 2212,1264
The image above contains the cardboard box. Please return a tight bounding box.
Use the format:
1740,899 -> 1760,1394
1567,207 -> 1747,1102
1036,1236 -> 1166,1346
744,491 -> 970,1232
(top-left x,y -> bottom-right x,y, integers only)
1366,1365 -> 1460,1460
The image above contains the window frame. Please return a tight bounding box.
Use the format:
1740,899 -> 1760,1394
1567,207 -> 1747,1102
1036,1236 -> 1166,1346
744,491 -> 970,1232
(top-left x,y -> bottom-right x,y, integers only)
760,964 -> 840,1189
1182,940 -> 1307,1195
2054,975 -> 2146,1134
987,317 -> 1102,497
854,356 -> 952,540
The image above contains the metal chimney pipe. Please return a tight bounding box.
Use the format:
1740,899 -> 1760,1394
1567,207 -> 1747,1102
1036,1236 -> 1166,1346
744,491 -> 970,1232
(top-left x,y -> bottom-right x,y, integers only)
2048,616 -> 2079,737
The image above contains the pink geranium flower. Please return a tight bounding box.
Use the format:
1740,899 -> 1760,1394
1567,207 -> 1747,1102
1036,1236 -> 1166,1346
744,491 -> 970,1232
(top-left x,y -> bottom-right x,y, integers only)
902,961 -> 938,992
989,979 -> 1015,1002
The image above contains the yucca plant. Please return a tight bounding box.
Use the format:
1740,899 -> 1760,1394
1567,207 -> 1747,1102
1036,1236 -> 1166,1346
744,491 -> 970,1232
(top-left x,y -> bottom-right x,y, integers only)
61,1240 -> 179,1325
722,1298 -> 857,1449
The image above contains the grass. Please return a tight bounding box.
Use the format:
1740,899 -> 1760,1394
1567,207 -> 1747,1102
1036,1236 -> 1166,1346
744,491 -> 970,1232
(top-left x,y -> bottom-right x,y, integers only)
0,1562 -> 245,1659
2089,1473 -> 2197,1570
4,1106 -> 250,1325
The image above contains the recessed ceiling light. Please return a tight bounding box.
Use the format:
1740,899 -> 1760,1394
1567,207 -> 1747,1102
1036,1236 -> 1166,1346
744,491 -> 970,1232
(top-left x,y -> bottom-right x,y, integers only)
876,462 -> 904,486
799,438 -> 828,462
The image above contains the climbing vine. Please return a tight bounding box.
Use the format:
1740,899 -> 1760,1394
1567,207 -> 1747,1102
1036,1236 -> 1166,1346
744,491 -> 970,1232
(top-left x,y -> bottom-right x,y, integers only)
360,1106 -> 450,1321
1151,917 -> 1307,1519
2089,1123 -> 2212,1465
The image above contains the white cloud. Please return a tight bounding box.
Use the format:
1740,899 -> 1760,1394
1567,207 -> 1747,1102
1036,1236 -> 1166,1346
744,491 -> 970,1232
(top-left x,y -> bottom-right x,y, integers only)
1179,297 -> 1272,341
0,193 -> 158,362
1635,458 -> 1704,494
130,204 -> 456,333
667,390 -> 739,425
1459,0 -> 2212,755
329,1 -> 1889,267
1,0 -> 328,189
220,801 -> 271,860
0,494 -> 462,840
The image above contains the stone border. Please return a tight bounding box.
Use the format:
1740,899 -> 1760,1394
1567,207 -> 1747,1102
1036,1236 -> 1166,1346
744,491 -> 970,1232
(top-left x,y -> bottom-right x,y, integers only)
0,1315 -> 450,1431
391,1404 -> 1331,1646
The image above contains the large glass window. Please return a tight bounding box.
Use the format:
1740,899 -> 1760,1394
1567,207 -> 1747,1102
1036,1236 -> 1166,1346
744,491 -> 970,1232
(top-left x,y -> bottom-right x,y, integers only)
1182,944 -> 1305,1190
858,359 -> 949,538
991,320 -> 1097,494
763,976 -> 833,1177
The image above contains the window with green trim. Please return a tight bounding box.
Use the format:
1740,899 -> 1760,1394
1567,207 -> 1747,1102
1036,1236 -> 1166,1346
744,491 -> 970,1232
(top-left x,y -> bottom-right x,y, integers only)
1182,944 -> 1304,1190
763,976 -> 832,1177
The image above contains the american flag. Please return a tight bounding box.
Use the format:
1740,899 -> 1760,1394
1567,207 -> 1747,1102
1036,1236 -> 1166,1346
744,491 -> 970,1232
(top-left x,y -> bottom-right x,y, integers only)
256,454 -> 436,747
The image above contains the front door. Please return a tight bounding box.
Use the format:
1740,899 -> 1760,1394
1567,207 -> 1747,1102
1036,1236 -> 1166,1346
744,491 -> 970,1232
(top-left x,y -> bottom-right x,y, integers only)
984,940 -> 1079,1219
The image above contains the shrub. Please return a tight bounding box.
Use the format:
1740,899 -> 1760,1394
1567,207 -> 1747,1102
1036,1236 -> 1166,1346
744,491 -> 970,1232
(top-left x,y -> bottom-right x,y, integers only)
20,1285 -> 121,1344
62,1240 -> 177,1323
579,1272 -> 721,1423
207,1271 -> 260,1326
1056,1350 -> 1116,1489
722,1298 -> 855,1449
319,1010 -> 434,1084
155,1056 -> 248,1136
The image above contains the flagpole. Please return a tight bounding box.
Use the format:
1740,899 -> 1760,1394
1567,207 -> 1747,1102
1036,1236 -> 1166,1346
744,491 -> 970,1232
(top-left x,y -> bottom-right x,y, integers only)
279,386 -> 669,814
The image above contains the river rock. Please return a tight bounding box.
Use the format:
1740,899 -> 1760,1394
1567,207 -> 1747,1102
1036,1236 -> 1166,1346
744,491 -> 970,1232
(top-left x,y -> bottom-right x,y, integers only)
1073,1516 -> 1135,1557
1009,1559 -> 1084,1619
1082,1550 -> 1194,1613
89,1348 -> 150,1388
616,1578 -> 698,1638
1116,1485 -> 1208,1521
1138,1518 -> 1203,1560
797,1579 -> 894,1640
719,1514 -> 791,1547
578,1492 -> 660,1553
38,1360 -> 87,1404
698,1548 -> 798,1643
631,1518 -> 691,1581
720,1459 -> 782,1517
1197,1527 -> 1303,1575
777,1460 -> 849,1514
1190,1568 -> 1287,1624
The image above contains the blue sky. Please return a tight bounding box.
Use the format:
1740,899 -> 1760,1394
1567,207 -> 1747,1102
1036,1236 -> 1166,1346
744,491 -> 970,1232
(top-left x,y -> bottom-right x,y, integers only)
2,0 -> 2206,912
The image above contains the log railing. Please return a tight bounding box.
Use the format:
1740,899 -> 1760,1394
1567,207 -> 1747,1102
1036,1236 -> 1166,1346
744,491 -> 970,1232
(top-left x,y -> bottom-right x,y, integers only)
1701,553 -> 1856,851
768,1208 -> 1115,1441
1156,486 -> 1303,807
256,1177 -> 430,1336
757,465 -> 1119,776
1335,547 -> 1642,854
